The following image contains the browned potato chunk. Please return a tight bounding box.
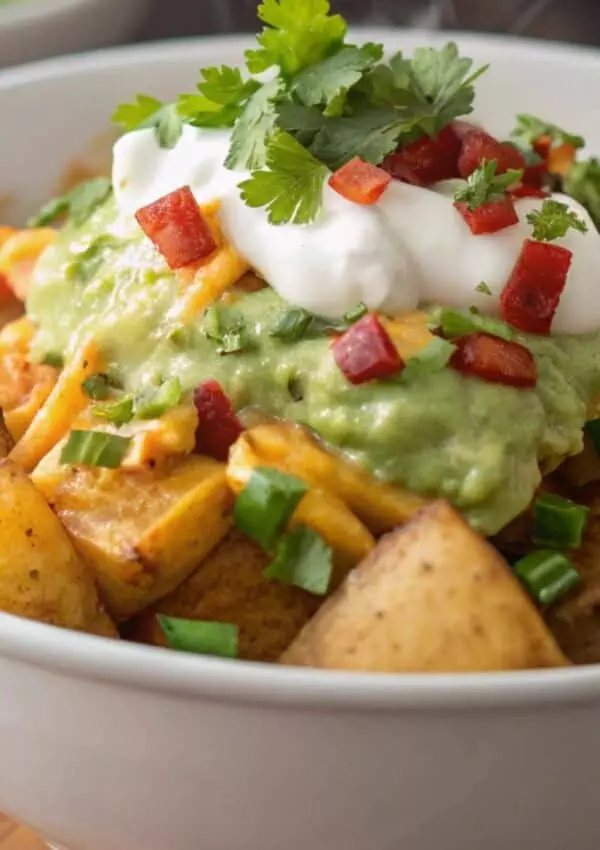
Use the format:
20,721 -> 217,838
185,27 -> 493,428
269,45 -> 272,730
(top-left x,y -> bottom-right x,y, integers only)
0,410 -> 14,458
32,451 -> 233,621
282,500 -> 568,672
0,460 -> 114,636
126,531 -> 320,662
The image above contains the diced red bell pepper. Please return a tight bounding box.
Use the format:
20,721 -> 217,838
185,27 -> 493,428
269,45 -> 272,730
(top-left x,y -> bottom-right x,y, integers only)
533,135 -> 552,160
508,183 -> 549,200
331,313 -> 404,384
522,161 -> 547,188
0,273 -> 14,302
329,157 -> 392,205
135,186 -> 217,270
454,196 -> 519,234
500,239 -> 572,335
381,125 -> 462,186
450,332 -> 538,388
458,129 -> 526,178
193,379 -> 243,462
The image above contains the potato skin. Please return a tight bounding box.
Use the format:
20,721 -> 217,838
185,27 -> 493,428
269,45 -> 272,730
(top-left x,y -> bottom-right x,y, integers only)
126,530 -> 321,662
32,451 -> 233,621
0,460 -> 115,636
282,500 -> 568,673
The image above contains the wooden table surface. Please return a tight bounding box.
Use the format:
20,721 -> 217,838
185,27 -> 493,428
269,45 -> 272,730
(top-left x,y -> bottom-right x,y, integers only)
0,816 -> 43,850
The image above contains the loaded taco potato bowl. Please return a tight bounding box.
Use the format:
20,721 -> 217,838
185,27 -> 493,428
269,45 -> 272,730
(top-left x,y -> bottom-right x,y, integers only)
3,6 -> 600,849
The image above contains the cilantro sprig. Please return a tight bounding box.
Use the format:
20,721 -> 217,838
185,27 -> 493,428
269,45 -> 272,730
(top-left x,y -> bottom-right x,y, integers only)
453,160 -> 522,210
511,114 -> 585,151
112,0 -> 489,225
28,177 -> 112,229
526,199 -> 588,242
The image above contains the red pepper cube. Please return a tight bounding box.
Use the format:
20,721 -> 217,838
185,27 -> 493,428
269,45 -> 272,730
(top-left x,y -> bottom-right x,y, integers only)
331,314 -> 404,385
135,186 -> 217,270
381,125 -> 462,186
454,196 -> 519,235
193,379 -> 243,462
458,129 -> 526,178
500,239 -> 572,335
329,157 -> 392,205
508,183 -> 549,200
450,332 -> 538,389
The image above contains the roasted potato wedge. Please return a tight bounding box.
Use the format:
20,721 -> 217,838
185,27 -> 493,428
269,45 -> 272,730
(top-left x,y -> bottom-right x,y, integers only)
282,500 -> 568,672
228,422 -> 427,536
32,451 -> 233,620
126,530 -> 321,662
0,460 -> 114,636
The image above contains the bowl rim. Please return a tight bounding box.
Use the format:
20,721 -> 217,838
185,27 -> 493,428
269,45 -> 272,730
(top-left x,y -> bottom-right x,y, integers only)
3,31 -> 600,710
0,0 -> 103,30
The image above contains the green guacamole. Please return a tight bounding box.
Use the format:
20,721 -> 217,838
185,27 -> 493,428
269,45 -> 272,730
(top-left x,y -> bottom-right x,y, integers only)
26,197 -> 600,535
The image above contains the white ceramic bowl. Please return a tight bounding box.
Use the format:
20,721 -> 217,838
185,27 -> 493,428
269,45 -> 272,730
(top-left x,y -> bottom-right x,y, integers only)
0,0 -> 150,68
2,33 -> 600,850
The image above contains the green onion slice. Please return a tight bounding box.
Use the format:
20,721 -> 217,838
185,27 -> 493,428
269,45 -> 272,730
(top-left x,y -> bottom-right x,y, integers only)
93,396 -> 135,426
532,492 -> 589,549
81,373 -> 112,400
41,352 -> 64,368
264,525 -> 333,596
60,430 -> 130,469
430,307 -> 516,342
513,549 -> 580,606
135,377 -> 182,420
343,302 -> 368,324
400,337 -> 455,382
271,307 -> 314,342
157,615 -> 238,658
233,467 -> 308,550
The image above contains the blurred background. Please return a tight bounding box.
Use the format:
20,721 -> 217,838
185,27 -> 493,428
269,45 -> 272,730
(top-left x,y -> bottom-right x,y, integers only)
1,0 -> 600,71
139,0 -> 600,45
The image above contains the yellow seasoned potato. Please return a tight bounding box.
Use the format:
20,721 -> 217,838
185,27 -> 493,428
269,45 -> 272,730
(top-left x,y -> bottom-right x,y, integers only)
282,500 -> 568,673
126,531 -> 321,662
0,411 -> 13,457
10,335 -> 100,472
0,460 -> 115,636
32,450 -> 233,621
228,422 -> 428,535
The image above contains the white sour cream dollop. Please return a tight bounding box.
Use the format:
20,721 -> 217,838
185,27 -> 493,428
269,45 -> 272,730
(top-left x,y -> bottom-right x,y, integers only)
112,124 -> 600,334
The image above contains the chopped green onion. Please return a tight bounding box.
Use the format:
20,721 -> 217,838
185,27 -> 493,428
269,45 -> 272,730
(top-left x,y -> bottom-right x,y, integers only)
271,307 -> 314,342
41,352 -> 64,368
233,467 -> 308,550
585,419 -> 600,456
157,615 -> 238,658
93,396 -> 135,426
513,549 -> 580,606
60,430 -> 130,469
430,307 -> 516,341
532,493 -> 589,549
264,525 -> 333,596
204,304 -> 249,354
343,302 -> 368,324
81,373 -> 112,400
135,377 -> 182,420
400,337 -> 455,383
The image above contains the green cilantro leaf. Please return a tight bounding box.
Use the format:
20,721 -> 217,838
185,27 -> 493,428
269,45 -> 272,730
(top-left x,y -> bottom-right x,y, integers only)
563,157 -> 600,230
293,43 -> 383,108
225,78 -> 282,171
112,94 -> 163,132
277,102 -> 327,146
239,131 -> 329,225
177,66 -> 261,129
245,0 -> 347,77
93,395 -> 135,427
309,107 -> 405,170
81,373 -> 112,401
476,281 -> 492,295
264,525 -> 333,595
27,177 -> 112,229
430,307 -> 517,342
204,304 -> 250,354
527,199 -> 589,242
453,160 -> 523,210
511,114 -> 585,150
410,43 -> 488,131
113,96 -> 183,149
